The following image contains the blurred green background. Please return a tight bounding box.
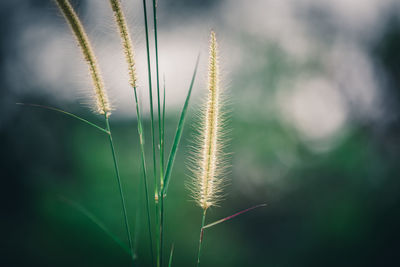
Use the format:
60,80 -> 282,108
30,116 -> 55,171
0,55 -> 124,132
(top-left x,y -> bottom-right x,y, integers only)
2,0 -> 400,266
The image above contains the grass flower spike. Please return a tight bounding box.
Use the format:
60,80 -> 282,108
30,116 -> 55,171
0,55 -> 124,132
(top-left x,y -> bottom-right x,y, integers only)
56,1 -> 134,264
191,31 -> 225,211
55,0 -> 111,116
192,30 -> 226,267
109,0 -> 137,88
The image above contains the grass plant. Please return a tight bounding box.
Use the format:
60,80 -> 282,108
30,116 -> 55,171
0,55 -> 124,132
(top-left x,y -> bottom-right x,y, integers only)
54,0 -> 134,264
19,1 -> 265,266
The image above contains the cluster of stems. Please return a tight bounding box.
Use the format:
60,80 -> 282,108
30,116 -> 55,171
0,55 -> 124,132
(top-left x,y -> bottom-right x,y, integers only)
55,1 -> 226,267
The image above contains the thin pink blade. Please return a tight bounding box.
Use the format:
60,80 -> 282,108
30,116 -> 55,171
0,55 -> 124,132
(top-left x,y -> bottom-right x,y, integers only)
203,203 -> 267,229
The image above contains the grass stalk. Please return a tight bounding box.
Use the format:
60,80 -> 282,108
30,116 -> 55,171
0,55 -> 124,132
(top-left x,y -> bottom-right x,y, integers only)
162,75 -> 166,165
142,0 -> 158,199
159,193 -> 164,267
108,0 -> 154,263
134,86 -> 155,265
142,1 -> 161,266
196,209 -> 207,267
160,77 -> 166,267
104,114 -> 135,265
151,1 -> 164,265
133,177 -> 143,262
152,0 -> 163,182
153,2 -> 164,262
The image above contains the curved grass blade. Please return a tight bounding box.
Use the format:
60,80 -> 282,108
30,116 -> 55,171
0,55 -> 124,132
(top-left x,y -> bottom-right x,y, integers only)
162,54 -> 200,197
133,175 -> 145,261
202,204 -> 267,229
16,103 -> 109,134
58,196 -> 131,256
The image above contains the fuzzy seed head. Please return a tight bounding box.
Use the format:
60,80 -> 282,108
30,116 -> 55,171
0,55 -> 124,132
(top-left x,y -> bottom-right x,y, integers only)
188,31 -> 227,210
109,0 -> 137,88
55,0 -> 111,116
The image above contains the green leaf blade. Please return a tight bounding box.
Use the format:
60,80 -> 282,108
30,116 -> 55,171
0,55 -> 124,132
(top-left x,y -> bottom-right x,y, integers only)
162,54 -> 200,197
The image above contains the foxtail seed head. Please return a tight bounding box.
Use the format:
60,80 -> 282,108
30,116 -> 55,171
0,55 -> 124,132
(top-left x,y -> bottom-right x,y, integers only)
109,0 -> 137,88
189,31 -> 227,210
55,0 -> 111,116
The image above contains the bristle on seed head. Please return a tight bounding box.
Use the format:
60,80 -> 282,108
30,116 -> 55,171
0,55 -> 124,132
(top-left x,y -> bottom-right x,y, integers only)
109,0 -> 137,88
188,31 -> 227,210
55,0 -> 111,116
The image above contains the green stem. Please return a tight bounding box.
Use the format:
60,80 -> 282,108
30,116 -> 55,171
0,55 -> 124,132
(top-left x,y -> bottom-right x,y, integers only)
152,0 -> 163,182
196,209 -> 207,267
142,1 -> 159,266
152,1 -> 163,265
133,86 -> 155,264
155,201 -> 160,267
104,114 -> 134,265
162,75 -> 166,167
159,195 -> 165,267
133,191 -> 142,261
153,0 -> 163,183
142,0 -> 158,197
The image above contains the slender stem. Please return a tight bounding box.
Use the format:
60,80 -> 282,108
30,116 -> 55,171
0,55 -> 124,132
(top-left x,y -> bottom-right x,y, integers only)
133,86 -> 155,265
196,209 -> 207,267
159,195 -> 164,267
162,75 -> 166,167
104,114 -> 134,265
159,76 -> 166,267
152,1 -> 164,265
133,186 -> 142,261
152,0 -> 163,182
142,1 -> 160,266
155,202 -> 160,267
142,0 -> 158,197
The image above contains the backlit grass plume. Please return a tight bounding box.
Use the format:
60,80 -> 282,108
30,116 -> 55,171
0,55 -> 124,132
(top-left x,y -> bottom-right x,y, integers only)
190,31 -> 226,211
55,0 -> 111,116
109,0 -> 137,88
55,0 -> 134,263
190,31 -> 228,266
